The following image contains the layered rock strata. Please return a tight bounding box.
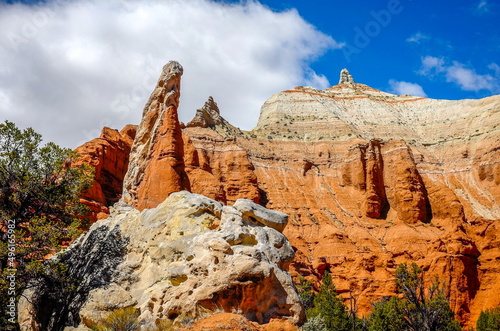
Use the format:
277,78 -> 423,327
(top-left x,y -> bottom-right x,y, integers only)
235,78 -> 499,328
181,81 -> 499,328
18,191 -> 304,330
252,83 -> 499,145
233,136 -> 490,326
72,64 -> 499,328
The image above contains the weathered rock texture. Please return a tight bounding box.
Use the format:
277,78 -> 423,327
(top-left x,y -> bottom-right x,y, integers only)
73,65 -> 499,329
74,125 -> 136,221
18,191 -> 304,330
121,61 -> 186,210
339,68 -> 354,84
122,61 -> 259,210
180,312 -> 298,331
186,96 -> 243,138
242,81 -> 499,328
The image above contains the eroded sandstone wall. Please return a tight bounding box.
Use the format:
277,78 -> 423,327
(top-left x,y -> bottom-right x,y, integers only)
74,124 -> 136,221
74,64 -> 500,328
232,136 -> 497,327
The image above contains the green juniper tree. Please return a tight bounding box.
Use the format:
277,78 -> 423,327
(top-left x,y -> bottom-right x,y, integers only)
306,270 -> 353,331
367,296 -> 407,331
313,262 -> 463,331
392,263 -> 461,331
296,275 -> 315,311
0,120 -> 93,328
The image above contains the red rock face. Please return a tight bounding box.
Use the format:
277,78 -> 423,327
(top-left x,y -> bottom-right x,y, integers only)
74,124 -> 136,221
75,66 -> 499,329
233,136 -> 498,328
122,61 -> 186,210
340,140 -> 387,218
183,128 -> 260,205
383,141 -> 429,224
135,104 -> 187,210
180,313 -> 297,331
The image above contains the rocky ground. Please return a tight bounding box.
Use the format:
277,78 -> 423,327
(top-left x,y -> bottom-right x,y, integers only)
19,191 -> 303,330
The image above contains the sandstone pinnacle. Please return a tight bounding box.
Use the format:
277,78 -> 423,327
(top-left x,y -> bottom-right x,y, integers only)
186,96 -> 222,128
339,68 -> 354,84
121,60 -> 187,209
121,62 -> 259,210
186,96 -> 244,138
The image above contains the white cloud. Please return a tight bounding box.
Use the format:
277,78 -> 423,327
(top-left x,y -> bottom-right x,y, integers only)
475,0 -> 489,14
388,80 -> 427,97
418,56 -> 446,76
445,62 -> 495,91
418,56 -> 499,93
0,0 -> 341,148
488,63 -> 500,77
406,31 -> 429,44
303,69 -> 331,89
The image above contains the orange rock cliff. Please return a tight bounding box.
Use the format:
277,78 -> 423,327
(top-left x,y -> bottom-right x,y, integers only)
77,62 -> 500,328
75,124 -> 136,221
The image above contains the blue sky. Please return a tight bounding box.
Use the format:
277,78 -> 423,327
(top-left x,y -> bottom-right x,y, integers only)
258,0 -> 500,99
0,0 -> 499,147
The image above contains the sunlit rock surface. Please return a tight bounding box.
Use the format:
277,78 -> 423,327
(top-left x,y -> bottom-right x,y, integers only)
18,191 -> 303,330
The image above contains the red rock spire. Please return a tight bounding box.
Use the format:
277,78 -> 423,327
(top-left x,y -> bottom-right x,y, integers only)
122,61 -> 188,210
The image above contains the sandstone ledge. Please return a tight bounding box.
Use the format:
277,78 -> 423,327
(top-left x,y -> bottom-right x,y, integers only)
19,191 -> 304,330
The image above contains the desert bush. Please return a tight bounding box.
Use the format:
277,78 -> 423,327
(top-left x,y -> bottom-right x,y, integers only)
88,307 -> 140,331
476,307 -> 500,331
302,315 -> 328,331
0,120 -> 93,328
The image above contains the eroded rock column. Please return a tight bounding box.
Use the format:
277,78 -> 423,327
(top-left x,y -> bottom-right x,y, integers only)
122,61 -> 187,210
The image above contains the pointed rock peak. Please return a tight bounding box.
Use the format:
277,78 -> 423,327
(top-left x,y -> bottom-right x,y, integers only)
160,61 -> 183,81
186,96 -> 243,138
122,60 -> 187,209
187,96 -> 223,128
339,68 -> 354,84
204,96 -> 220,114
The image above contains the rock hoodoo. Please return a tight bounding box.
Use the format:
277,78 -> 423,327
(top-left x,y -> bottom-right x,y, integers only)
339,68 -> 354,84
121,61 -> 259,210
19,191 -> 304,330
121,61 -> 186,210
